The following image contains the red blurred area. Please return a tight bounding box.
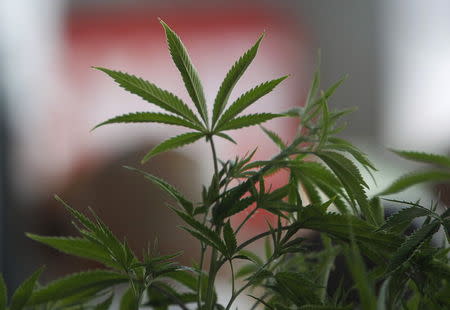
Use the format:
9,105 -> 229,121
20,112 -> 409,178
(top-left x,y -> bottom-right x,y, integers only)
60,5 -> 308,239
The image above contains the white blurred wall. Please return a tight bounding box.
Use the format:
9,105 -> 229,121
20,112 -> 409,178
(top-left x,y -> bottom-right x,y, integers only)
380,0 -> 450,153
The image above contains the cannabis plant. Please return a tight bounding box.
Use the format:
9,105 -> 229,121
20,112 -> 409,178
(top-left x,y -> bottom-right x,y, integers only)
2,19 -> 450,310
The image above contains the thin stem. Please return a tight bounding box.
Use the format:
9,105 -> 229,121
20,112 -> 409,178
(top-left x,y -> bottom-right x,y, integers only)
209,135 -> 219,177
204,136 -> 221,310
229,259 -> 235,296
197,245 -> 206,309
225,259 -> 273,310
217,224 -> 296,270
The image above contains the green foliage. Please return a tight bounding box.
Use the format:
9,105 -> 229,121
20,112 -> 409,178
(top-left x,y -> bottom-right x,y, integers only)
0,275 -> 7,310
3,19 -> 449,310
10,268 -> 43,310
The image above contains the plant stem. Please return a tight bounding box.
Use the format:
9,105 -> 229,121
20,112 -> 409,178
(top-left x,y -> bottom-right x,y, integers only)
229,259 -> 235,295
204,136 -> 221,310
225,259 -> 272,310
197,245 -> 206,309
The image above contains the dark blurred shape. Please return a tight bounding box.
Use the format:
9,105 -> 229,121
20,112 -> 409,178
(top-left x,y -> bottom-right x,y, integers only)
29,144 -> 202,280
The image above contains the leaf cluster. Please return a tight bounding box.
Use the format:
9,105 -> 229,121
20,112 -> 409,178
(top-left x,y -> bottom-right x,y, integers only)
3,19 -> 450,310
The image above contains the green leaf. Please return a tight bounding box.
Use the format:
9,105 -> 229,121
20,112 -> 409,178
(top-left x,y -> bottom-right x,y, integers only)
235,264 -> 258,279
343,243 -> 376,310
369,197 -> 384,227
212,34 -> 264,126
146,282 -> 197,308
124,166 -> 194,214
295,161 -> 342,188
55,196 -> 136,271
315,151 -> 376,224
317,94 -> 329,150
300,211 -> 402,262
247,295 -> 275,310
164,270 -> 197,292
376,206 -> 432,232
119,287 -> 137,310
55,195 -> 97,232
386,221 -> 440,273
223,221 -> 237,257
141,132 -> 205,163
235,250 -> 264,266
93,67 -> 200,125
390,149 -> 450,168
26,234 -> 119,269
321,75 -> 347,102
316,151 -> 368,188
171,208 -> 227,254
160,19 -> 208,123
378,170 -> 450,196
274,272 -> 321,305
28,270 -> 128,305
92,112 -> 204,131
377,278 -> 390,310
260,126 -> 286,149
94,294 -> 114,310
10,267 -> 44,310
0,274 -> 6,310
215,113 -> 281,132
326,137 -> 376,171
264,236 -> 273,261
297,173 -> 322,205
214,196 -> 255,222
215,132 -> 237,144
215,76 -> 288,129
305,54 -> 321,107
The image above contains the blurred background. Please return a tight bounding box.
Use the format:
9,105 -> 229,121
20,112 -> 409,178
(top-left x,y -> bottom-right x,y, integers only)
1,0 -> 450,304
